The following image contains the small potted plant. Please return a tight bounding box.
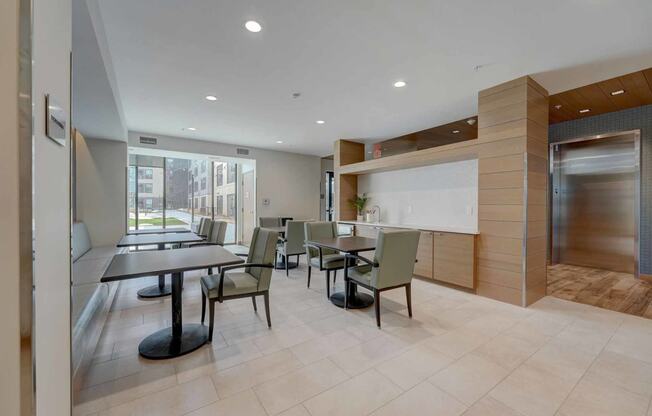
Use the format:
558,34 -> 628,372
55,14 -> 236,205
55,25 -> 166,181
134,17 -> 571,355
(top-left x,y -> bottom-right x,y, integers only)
349,193 -> 369,222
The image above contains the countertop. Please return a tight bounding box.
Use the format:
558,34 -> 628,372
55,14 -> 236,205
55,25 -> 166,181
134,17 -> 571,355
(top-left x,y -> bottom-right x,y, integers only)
338,220 -> 479,235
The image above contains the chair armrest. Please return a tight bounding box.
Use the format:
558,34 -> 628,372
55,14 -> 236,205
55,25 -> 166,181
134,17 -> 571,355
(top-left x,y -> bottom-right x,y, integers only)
304,243 -> 324,269
345,253 -> 378,268
217,263 -> 275,298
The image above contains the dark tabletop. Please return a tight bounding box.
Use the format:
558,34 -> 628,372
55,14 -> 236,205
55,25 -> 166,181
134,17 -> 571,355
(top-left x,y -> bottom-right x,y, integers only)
102,245 -> 244,282
127,227 -> 191,235
117,232 -> 204,247
306,236 -> 377,253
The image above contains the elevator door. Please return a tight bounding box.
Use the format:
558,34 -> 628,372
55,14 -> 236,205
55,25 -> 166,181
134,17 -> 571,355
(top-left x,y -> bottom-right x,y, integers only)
551,132 -> 639,274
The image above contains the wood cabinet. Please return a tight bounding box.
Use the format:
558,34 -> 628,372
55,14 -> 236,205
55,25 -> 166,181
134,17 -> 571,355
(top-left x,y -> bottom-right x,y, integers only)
433,232 -> 476,289
414,231 -> 433,279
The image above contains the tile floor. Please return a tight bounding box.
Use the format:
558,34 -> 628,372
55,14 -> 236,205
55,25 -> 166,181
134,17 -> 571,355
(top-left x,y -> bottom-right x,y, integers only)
74,261 -> 652,416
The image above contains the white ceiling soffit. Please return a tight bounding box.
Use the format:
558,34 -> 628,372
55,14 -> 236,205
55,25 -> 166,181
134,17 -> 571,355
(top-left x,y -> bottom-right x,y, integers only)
94,0 -> 652,156
72,0 -> 127,141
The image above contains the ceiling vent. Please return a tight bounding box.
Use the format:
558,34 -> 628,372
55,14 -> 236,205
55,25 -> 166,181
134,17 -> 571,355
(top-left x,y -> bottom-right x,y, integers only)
236,148 -> 250,156
139,136 -> 158,145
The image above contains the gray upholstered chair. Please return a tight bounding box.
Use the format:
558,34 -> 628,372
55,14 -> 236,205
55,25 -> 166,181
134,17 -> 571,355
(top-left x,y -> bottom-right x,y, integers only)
304,221 -> 345,298
196,217 -> 213,238
344,230 -> 420,328
200,227 -> 279,341
276,220 -> 306,276
185,220 -> 228,273
259,217 -> 281,227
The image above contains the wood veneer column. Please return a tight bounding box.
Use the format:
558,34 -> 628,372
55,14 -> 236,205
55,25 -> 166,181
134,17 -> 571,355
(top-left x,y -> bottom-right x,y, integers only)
334,140 -> 365,221
477,76 -> 549,306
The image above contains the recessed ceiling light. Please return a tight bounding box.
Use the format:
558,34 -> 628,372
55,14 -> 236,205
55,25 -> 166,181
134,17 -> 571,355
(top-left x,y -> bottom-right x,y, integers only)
205,95 -> 217,101
579,109 -> 591,114
185,127 -> 197,131
276,140 -> 283,144
245,20 -> 262,33
316,120 -> 325,124
393,80 -> 407,88
610,89 -> 625,96
452,130 -> 460,134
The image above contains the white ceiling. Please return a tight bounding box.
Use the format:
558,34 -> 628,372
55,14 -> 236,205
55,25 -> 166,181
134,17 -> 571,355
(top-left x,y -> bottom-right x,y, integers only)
87,0 -> 652,156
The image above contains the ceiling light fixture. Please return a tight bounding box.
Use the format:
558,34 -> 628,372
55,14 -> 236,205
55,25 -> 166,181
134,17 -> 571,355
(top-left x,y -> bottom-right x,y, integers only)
466,118 -> 476,125
452,130 -> 460,134
245,20 -> 262,33
205,95 -> 217,101
316,120 -> 325,124
393,80 -> 407,88
185,127 -> 197,131
276,140 -> 283,144
610,89 -> 625,96
554,104 -> 562,110
579,109 -> 591,114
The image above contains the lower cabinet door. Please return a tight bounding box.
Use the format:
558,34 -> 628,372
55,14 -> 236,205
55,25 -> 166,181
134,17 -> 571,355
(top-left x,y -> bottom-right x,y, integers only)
433,232 -> 476,288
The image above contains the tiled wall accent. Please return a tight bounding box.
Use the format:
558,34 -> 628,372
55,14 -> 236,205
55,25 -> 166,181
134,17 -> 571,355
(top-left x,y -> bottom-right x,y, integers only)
549,104 -> 652,274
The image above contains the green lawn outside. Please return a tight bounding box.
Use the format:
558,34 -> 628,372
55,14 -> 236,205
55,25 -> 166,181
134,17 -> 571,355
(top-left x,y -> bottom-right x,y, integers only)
128,217 -> 187,227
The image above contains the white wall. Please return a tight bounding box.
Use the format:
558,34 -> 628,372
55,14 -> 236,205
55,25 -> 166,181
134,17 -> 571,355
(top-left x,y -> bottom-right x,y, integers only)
128,131 -> 322,221
357,160 -> 478,231
32,0 -> 72,414
76,135 -> 128,246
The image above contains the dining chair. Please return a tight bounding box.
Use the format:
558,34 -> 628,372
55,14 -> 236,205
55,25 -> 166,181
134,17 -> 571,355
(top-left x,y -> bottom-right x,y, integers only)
200,227 -> 279,341
259,217 -> 281,227
196,217 -> 213,238
344,229 -> 420,328
304,221 -> 345,298
276,220 -> 306,276
185,220 -> 228,273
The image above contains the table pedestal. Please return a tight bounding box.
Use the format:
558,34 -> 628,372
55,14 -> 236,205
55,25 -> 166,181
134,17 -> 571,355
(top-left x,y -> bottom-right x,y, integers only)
139,272 -> 207,359
275,254 -> 298,270
330,283 -> 374,309
137,243 -> 171,299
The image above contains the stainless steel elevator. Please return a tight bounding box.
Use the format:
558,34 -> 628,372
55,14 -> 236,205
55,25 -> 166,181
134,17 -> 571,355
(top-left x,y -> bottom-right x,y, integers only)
550,130 -> 640,275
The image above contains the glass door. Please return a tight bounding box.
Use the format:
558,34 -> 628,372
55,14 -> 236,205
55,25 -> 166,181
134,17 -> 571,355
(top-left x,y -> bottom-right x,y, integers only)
164,158 -> 192,229
214,161 -> 237,244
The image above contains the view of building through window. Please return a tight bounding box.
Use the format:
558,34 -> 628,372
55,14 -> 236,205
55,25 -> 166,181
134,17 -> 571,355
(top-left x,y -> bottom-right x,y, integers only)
128,154 -> 238,243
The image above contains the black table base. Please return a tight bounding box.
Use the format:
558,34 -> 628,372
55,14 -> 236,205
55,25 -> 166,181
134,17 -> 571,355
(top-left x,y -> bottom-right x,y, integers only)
330,284 -> 374,309
138,324 -> 208,359
137,275 -> 171,298
275,260 -> 298,270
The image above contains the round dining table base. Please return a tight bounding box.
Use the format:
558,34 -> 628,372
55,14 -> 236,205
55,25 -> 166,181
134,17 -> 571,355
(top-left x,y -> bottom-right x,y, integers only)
137,283 -> 171,298
275,260 -> 298,270
138,324 -> 208,359
330,291 -> 374,309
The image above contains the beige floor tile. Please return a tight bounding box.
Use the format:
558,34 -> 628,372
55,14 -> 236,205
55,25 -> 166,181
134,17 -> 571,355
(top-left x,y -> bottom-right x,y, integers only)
303,369 -> 402,416
173,341 -> 262,384
83,354 -> 172,389
462,396 -> 525,416
558,375 -> 649,416
253,324 -> 321,355
98,376 -> 217,416
525,341 -> 596,384
422,328 -> 490,359
584,351 -> 652,398
375,344 -> 453,390
210,349 -> 303,398
370,382 -> 467,416
253,359 -> 348,415
328,333 -> 409,376
461,313 -> 520,337
277,404 -> 311,416
605,325 -> 652,364
429,352 -> 509,406
489,363 -> 575,416
473,334 -> 541,371
185,389 -> 267,416
290,329 -> 362,365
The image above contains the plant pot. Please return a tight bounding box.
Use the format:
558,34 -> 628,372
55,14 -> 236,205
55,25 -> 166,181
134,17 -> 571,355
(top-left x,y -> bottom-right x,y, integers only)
356,215 -> 364,222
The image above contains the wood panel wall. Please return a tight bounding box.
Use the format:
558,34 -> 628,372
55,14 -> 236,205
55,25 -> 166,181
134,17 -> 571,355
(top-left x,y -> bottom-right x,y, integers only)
334,140 -> 365,221
477,76 -> 549,306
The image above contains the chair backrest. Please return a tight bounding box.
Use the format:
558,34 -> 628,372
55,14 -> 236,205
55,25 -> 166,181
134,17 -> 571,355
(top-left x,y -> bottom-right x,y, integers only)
206,220 -> 227,245
245,227 -> 279,291
259,217 -> 281,227
284,220 -> 306,255
72,222 -> 92,262
280,217 -> 294,226
197,217 -> 213,237
304,221 -> 338,259
372,230 -> 420,289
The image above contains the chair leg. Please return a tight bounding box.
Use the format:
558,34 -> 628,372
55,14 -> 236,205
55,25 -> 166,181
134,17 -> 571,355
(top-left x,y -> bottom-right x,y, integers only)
208,267 -> 213,275
333,270 -> 337,284
201,291 -> 206,324
307,266 -> 312,288
405,284 -> 412,318
326,270 -> 331,298
374,289 -> 381,328
344,278 -> 349,309
208,300 -> 215,342
274,250 -> 278,269
252,296 -> 257,312
263,292 -> 271,328
285,254 -> 289,276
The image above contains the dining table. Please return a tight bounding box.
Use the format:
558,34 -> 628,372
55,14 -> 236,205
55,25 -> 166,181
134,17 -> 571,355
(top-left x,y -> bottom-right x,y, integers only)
304,235 -> 377,309
102,245 -> 243,359
117,232 -> 205,298
127,227 -> 191,235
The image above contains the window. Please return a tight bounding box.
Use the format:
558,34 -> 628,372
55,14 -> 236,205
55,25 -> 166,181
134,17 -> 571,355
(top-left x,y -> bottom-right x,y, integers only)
216,195 -> 224,216
215,163 -> 223,186
200,161 -> 206,173
194,167 -> 198,176
201,196 -> 206,209
193,181 -> 198,192
227,193 -> 235,216
138,183 -> 153,193
227,164 -> 236,184
201,177 -> 206,190
138,168 -> 153,180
